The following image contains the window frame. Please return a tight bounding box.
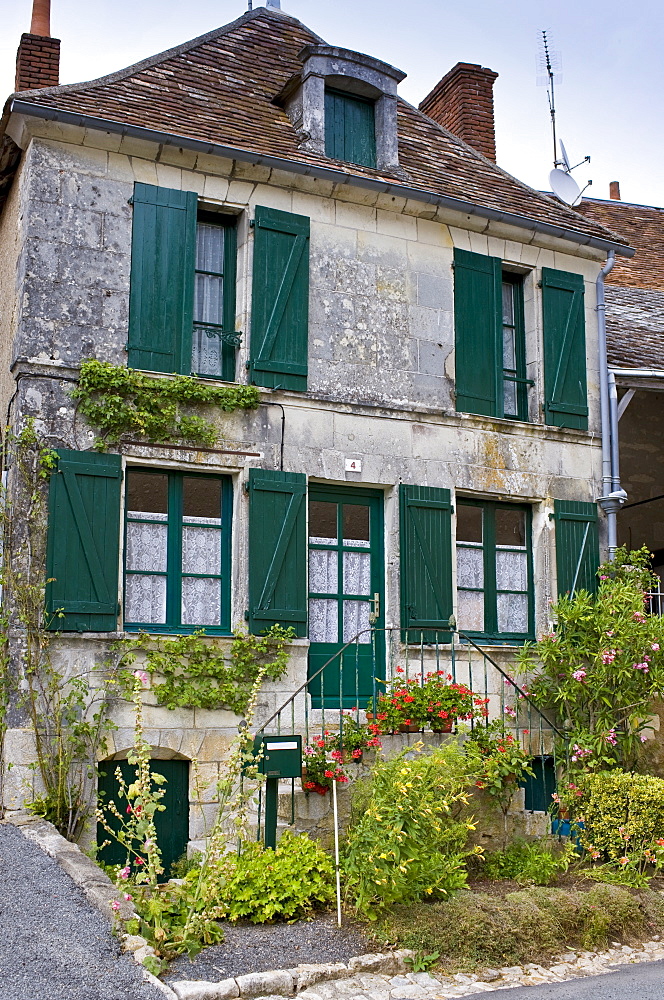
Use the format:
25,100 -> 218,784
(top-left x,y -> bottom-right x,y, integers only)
123,467 -> 232,635
455,498 -> 534,643
324,87 -> 377,168
192,210 -> 238,383
500,271 -> 529,422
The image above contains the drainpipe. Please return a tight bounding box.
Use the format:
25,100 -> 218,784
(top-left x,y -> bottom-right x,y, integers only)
595,250 -> 627,559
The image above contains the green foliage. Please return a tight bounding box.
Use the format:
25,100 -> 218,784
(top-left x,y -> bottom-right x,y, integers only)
379,884 -> 656,971
404,951 -> 441,973
342,741 -> 481,919
570,770 -> 664,870
124,879 -> 225,961
466,722 -> 534,814
215,830 -> 335,923
518,548 -> 664,770
72,359 -> 260,450
170,850 -> 203,879
483,838 -> 578,885
114,625 -> 294,712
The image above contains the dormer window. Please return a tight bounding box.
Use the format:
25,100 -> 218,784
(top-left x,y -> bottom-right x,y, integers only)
324,88 -> 376,168
283,44 -> 406,173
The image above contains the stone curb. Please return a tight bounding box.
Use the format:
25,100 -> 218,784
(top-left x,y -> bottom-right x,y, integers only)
167,950 -> 415,1000
7,815 -> 135,922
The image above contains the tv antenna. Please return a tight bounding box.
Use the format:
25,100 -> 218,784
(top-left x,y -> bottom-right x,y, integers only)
538,31 -> 592,206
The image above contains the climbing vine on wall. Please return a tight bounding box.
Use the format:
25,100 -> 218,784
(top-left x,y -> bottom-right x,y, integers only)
71,360 -> 260,450
113,625 -> 295,713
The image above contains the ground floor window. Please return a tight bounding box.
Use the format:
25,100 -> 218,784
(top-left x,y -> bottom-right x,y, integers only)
124,468 -> 231,632
456,499 -> 533,641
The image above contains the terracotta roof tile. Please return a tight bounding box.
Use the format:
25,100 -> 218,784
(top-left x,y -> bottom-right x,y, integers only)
575,197 -> 664,289
605,287 -> 664,369
11,8 -> 625,248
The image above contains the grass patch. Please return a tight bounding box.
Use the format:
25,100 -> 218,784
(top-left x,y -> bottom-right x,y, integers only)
378,885 -> 664,973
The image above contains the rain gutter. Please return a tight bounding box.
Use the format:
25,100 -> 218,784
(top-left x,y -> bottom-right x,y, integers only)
8,98 -> 634,258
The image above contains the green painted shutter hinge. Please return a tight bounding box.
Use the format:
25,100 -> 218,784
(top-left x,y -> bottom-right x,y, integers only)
244,609 -> 250,620
128,196 -> 134,205
243,481 -> 251,494
537,280 -> 543,288
249,219 -> 255,228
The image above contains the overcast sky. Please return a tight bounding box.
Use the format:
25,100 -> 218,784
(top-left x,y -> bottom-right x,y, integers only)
3,0 -> 663,208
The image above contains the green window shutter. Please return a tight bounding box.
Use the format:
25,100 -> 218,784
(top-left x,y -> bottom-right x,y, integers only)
454,248 -> 502,416
325,89 -> 376,168
553,499 -> 600,596
248,469 -> 307,636
45,450 -> 122,632
399,484 -> 453,641
127,183 -> 197,374
249,206 -> 310,392
542,268 -> 588,430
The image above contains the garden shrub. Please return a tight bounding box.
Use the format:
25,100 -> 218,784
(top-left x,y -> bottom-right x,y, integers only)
573,770 -> 664,862
483,838 -> 577,885
518,546 -> 664,771
208,830 -> 335,923
342,741 -> 480,919
380,885 -> 656,972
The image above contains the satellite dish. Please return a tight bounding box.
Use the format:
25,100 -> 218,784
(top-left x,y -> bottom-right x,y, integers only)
549,168 -> 582,206
559,139 -> 571,172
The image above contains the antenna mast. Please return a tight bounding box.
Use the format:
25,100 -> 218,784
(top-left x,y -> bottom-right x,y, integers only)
541,31 -> 558,169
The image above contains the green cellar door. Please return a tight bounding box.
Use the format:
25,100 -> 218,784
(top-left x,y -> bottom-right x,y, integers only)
97,758 -> 189,880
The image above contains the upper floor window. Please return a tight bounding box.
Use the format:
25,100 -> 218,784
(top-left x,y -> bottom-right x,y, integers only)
127,183 -> 237,382
324,88 -> 376,168
501,273 -> 527,421
193,212 -> 237,380
454,249 -> 588,430
124,468 -> 231,633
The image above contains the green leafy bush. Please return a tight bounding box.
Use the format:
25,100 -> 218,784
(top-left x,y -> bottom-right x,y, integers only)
215,830 -> 335,922
572,770 -> 664,865
342,741 -> 480,919
483,839 -> 577,885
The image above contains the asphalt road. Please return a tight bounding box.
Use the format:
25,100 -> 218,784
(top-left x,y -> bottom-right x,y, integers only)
0,823 -> 162,1000
497,961 -> 664,999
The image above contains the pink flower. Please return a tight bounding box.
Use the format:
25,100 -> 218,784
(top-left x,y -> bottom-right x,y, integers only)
641,733 -> 649,742
111,900 -> 121,912
601,650 -> 616,665
633,612 -> 646,623
119,866 -> 130,879
133,669 -> 149,685
652,643 -> 660,651
600,575 -> 609,580
123,893 -> 133,902
572,669 -> 586,682
619,857 -> 629,866
605,729 -> 618,746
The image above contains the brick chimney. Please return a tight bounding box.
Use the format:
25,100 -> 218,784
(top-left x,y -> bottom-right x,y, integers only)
419,62 -> 499,162
15,0 -> 60,92
609,181 -> 621,201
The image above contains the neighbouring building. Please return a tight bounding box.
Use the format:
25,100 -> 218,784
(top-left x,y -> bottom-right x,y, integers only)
576,190 -> 664,578
0,2 -> 632,856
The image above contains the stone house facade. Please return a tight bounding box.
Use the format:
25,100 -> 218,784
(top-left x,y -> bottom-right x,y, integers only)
0,5 -> 632,854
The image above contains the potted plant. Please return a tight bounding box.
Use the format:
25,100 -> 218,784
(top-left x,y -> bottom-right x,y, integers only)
419,671 -> 489,732
301,732 -> 349,795
335,716 -> 382,762
367,669 -> 489,734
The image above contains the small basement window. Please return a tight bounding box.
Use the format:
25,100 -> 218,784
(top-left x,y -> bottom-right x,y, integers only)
324,88 -> 376,168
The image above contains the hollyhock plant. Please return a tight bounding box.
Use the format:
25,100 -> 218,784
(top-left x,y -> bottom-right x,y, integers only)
517,546 -> 664,771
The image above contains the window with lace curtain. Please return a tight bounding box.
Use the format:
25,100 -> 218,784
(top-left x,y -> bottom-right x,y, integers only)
124,468 -> 231,633
456,500 -> 533,641
192,212 -> 238,381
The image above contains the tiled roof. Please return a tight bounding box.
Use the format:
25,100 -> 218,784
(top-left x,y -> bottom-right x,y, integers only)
9,8 -> 625,248
575,197 -> 664,289
574,198 -> 664,370
605,287 -> 664,369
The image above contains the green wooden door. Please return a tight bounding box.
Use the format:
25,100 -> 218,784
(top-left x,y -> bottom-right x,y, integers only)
97,758 -> 189,880
307,487 -> 384,708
